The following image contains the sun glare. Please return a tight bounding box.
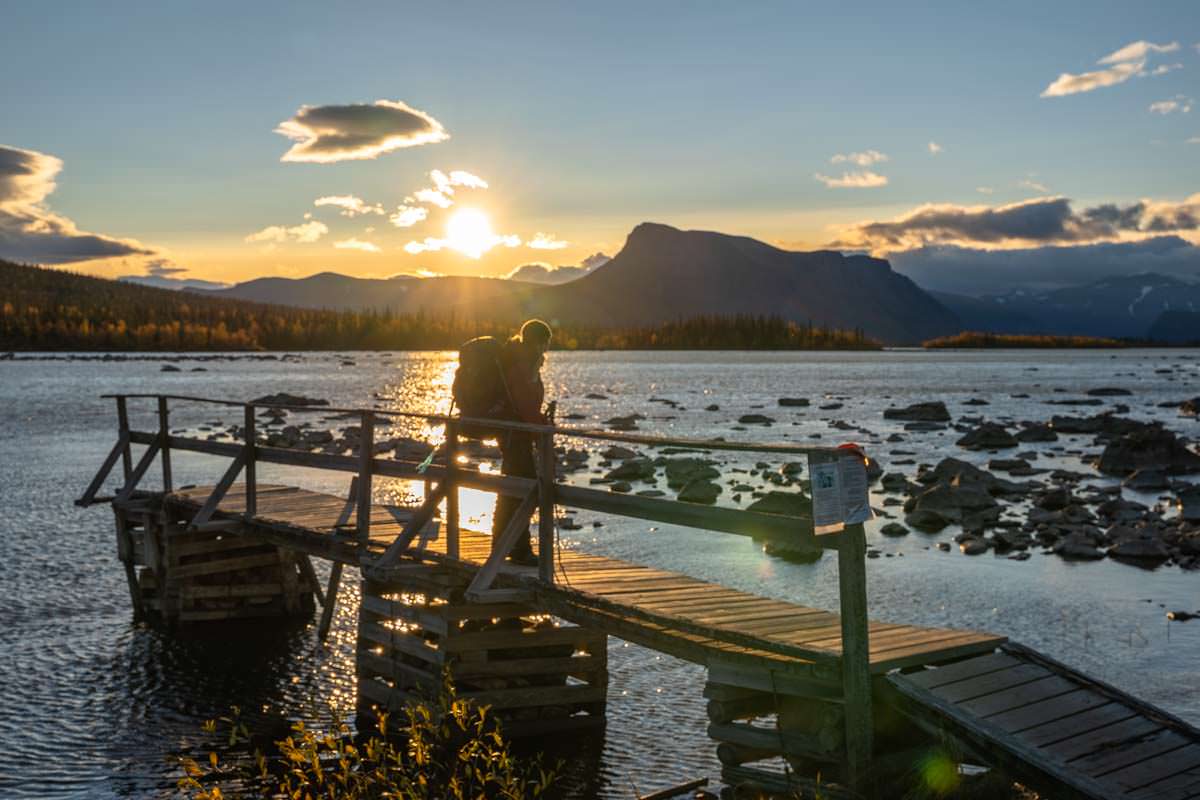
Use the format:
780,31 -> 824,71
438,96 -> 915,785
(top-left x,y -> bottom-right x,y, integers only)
445,208 -> 495,259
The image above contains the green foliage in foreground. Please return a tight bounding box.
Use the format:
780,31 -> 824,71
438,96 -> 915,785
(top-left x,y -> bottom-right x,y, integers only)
178,678 -> 557,799
0,260 -> 876,351
922,331 -> 1125,348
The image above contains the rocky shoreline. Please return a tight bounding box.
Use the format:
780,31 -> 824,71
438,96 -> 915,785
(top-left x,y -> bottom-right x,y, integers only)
171,384 -> 1200,578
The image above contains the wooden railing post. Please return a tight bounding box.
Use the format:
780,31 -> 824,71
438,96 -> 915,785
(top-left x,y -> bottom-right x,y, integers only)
116,396 -> 132,482
243,405 -> 257,520
157,396 -> 172,492
837,522 -> 872,789
444,420 -> 460,561
537,430 -> 556,583
356,411 -> 374,550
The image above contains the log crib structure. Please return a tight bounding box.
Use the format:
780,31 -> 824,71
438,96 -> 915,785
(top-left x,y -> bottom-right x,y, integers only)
78,394 -> 1200,799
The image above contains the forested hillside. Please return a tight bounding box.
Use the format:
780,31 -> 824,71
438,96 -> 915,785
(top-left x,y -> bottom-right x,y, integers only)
0,261 -> 876,350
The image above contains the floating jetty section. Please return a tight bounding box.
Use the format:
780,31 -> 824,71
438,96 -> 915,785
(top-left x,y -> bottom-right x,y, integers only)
78,394 -> 1200,798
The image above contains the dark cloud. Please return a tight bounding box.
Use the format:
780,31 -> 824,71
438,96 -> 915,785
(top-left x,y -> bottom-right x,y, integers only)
276,100 -> 448,163
0,144 -> 155,264
889,236 -> 1200,295
506,253 -> 610,285
838,194 -> 1200,252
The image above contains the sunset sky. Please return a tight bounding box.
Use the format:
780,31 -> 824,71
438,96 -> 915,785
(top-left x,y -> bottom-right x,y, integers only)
2,1 -> 1198,292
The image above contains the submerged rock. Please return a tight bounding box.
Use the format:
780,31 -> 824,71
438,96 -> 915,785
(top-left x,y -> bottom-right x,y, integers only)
956,423 -> 1018,450
678,479 -> 721,504
1097,426 -> 1200,476
778,398 -> 810,407
884,401 -> 950,422
251,392 -> 329,407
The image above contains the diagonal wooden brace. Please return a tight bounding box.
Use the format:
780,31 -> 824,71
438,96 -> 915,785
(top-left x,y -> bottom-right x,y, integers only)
373,482 -> 448,566
466,488 -> 538,599
76,433 -> 130,506
187,450 -> 247,531
115,441 -> 161,503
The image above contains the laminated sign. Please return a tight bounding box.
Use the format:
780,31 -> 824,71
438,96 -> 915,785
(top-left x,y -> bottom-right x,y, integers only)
807,451 -> 873,532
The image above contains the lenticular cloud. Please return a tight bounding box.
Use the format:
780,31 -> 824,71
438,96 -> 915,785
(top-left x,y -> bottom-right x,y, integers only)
275,100 -> 449,163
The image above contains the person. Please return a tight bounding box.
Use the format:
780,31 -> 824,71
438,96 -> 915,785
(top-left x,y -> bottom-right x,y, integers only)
492,319 -> 553,566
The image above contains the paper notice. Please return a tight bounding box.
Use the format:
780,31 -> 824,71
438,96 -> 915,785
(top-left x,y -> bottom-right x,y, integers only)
808,451 -> 873,532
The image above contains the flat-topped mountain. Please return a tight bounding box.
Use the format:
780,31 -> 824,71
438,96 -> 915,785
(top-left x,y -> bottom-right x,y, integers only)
205,223 -> 961,344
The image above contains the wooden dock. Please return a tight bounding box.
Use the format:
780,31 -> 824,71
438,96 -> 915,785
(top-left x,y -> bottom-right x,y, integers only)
78,393 -> 1200,799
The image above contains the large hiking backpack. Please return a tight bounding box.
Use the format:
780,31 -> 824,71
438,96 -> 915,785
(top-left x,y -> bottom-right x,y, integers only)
451,336 -> 509,438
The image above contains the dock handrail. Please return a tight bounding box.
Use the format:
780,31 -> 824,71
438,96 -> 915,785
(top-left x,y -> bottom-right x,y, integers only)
78,392 -> 875,782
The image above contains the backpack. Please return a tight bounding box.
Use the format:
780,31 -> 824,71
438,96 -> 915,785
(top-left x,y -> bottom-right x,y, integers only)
451,336 -> 510,438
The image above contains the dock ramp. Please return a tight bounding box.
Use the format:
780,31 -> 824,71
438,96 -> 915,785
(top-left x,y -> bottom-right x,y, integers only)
885,642 -> 1200,799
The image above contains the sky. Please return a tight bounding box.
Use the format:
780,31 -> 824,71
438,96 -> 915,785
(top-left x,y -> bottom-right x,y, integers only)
2,1 -> 1199,294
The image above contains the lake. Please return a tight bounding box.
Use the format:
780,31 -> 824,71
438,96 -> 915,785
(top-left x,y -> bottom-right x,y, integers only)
1,349 -> 1197,798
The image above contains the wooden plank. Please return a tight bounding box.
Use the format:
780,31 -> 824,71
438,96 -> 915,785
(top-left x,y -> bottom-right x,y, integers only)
356,411 -> 374,546
901,652 -> 1018,690
465,489 -> 537,598
442,625 -> 598,653
1073,729 -> 1188,777
445,422 -> 460,561
158,397 -> 172,492
375,483 -> 448,566
1041,715 -> 1163,763
317,562 -> 343,642
115,441 -> 160,502
1128,754 -> 1200,799
116,396 -> 132,481
869,633 -> 1008,671
451,654 -> 605,679
999,695 -> 1130,739
361,594 -> 449,635
358,621 -> 444,665
77,434 -> 129,506
837,522 -> 872,789
961,675 -> 1081,718
930,663 -> 1054,704
170,551 -> 282,580
187,450 -> 247,530
538,431 -> 555,582
460,684 -> 605,710
243,405 -> 257,519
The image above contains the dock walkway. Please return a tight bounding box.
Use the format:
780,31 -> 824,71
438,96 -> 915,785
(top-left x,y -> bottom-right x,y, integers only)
80,393 -> 1200,799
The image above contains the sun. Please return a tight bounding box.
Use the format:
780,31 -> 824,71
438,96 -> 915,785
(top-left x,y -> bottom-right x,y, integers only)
445,208 -> 496,259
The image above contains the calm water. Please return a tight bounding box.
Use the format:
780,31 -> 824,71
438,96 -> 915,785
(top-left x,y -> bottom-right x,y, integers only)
1,349 -> 1198,798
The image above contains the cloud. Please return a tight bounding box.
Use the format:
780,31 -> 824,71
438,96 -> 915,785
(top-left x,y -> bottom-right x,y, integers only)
1041,59 -> 1144,97
403,232 -> 521,259
1189,136 -> 1200,144
1097,40 -> 1179,65
506,252 -> 609,284
890,235 -> 1200,295
0,144 -> 155,264
814,170 -> 888,189
928,141 -> 943,155
1150,96 -> 1193,114
831,150 -> 888,166
976,186 -> 994,195
1150,63 -> 1183,76
1041,40 -> 1179,97
834,193 -> 1200,253
389,205 -> 428,228
314,195 -> 384,216
275,99 -> 448,163
413,188 -> 454,208
334,237 -> 381,253
245,219 -> 328,244
1019,178 -> 1050,193
527,232 -> 569,250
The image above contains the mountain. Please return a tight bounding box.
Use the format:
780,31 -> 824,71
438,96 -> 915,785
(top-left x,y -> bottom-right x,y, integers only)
958,273 -> 1200,338
206,223 -> 961,344
919,291 -> 1037,335
1147,310 -> 1200,344
119,274 -> 231,291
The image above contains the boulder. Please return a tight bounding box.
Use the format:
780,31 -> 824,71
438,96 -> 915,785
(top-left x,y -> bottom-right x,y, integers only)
884,401 -> 950,422
606,458 -> 656,482
1054,535 -> 1106,560
1109,538 -> 1171,563
251,393 -> 329,407
778,398 -> 810,407
1123,468 -> 1170,491
747,491 -> 812,516
1181,397 -> 1200,416
956,423 -> 1018,450
604,414 -> 643,431
880,472 -> 910,493
602,445 -> 639,460
989,458 -> 1031,472
879,522 -> 909,537
906,508 -> 951,532
160,364 -> 181,372
1097,497 -> 1149,524
663,458 -> 720,488
1178,487 -> 1200,523
1015,424 -> 1058,443
738,414 -> 775,425
959,537 -> 989,555
1097,427 -> 1200,476
678,479 -> 721,504
1086,387 -> 1132,396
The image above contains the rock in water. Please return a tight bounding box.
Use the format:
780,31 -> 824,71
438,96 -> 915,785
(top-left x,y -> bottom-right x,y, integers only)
879,522 -> 909,537
251,392 -> 329,407
778,398 -> 810,407
1086,387 -> 1132,396
738,414 -> 775,425
1109,538 -> 1171,563
678,479 -> 721,504
1015,423 -> 1057,442
747,491 -> 812,516
605,458 -> 656,481
883,401 -> 950,422
956,423 -> 1018,450
663,458 -> 720,489
1123,468 -> 1170,490
1097,427 -> 1200,476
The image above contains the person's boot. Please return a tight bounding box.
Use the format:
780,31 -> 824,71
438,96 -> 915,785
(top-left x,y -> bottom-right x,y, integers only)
508,536 -> 538,567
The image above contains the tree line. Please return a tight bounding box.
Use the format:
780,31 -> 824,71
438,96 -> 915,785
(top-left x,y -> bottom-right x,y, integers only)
0,260 -> 877,351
